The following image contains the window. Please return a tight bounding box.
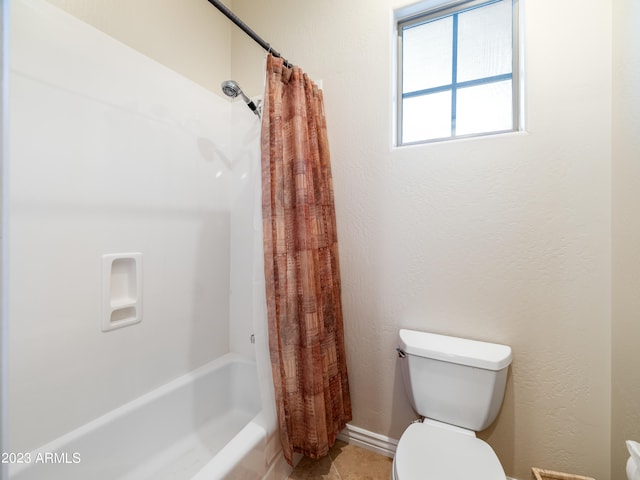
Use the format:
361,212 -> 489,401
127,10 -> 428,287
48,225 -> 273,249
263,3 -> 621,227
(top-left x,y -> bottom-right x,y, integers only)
397,0 -> 520,145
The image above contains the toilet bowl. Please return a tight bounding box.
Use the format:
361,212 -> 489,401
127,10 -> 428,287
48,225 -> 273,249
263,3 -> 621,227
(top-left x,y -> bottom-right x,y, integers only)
392,422 -> 505,480
628,440 -> 640,480
394,329 -> 512,480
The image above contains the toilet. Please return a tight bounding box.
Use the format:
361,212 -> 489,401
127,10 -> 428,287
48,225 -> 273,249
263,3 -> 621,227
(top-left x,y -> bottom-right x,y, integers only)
393,329 -> 512,480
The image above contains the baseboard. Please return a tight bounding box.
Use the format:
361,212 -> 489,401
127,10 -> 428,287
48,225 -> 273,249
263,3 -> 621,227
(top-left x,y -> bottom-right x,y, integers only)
337,423 -> 398,458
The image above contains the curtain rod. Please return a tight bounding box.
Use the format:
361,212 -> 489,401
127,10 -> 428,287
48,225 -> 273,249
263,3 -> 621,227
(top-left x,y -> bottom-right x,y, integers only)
207,0 -> 293,68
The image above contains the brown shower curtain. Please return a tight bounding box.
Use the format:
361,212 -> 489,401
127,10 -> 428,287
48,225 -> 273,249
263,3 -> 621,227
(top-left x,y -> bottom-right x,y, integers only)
261,54 -> 352,465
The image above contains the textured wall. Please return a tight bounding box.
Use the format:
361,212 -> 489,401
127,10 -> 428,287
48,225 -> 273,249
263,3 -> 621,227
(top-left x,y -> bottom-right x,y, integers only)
44,0 -> 230,94
1,4 -> 7,479
232,1 -> 612,479
612,0 -> 640,478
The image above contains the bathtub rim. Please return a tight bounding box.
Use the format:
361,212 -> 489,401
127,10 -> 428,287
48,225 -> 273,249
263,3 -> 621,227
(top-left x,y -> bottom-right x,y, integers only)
9,352 -> 259,477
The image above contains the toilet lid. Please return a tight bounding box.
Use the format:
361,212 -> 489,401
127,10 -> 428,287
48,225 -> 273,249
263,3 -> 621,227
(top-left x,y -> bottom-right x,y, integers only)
395,423 -> 505,480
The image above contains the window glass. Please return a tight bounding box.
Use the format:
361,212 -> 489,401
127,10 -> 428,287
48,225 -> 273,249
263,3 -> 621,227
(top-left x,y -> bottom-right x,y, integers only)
402,91 -> 452,144
456,80 -> 513,135
457,1 -> 512,82
402,17 -> 453,93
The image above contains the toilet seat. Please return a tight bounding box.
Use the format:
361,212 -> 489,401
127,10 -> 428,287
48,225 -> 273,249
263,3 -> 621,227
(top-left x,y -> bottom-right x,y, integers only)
393,422 -> 506,480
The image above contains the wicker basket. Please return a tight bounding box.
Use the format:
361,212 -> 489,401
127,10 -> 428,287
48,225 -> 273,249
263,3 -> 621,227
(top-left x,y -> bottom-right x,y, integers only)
532,467 -> 595,480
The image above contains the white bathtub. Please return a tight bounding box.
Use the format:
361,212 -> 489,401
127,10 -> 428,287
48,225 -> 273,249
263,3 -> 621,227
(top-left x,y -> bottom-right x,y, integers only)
9,353 -> 280,480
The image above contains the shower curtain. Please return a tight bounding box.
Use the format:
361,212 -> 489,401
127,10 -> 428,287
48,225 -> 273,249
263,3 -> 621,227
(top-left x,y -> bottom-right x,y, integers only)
261,54 -> 352,465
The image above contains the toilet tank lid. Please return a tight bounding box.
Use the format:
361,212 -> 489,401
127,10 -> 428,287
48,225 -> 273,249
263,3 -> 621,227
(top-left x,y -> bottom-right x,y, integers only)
399,329 -> 512,371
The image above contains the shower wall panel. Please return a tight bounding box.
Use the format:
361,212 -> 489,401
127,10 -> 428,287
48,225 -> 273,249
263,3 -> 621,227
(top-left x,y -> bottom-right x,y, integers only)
9,0 -> 233,453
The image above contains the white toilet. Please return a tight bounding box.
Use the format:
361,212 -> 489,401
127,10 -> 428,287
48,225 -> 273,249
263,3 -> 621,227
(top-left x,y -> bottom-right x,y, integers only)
393,329 -> 513,480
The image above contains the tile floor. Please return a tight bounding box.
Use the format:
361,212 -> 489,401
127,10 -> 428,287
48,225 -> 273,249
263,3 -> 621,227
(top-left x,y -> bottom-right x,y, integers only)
288,440 -> 393,480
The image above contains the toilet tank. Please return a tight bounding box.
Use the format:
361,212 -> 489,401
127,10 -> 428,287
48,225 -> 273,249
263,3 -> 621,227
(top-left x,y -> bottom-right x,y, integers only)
397,329 -> 512,431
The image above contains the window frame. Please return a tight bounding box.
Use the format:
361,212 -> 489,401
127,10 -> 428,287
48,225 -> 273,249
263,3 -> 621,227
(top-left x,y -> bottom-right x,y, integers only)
396,0 -> 521,146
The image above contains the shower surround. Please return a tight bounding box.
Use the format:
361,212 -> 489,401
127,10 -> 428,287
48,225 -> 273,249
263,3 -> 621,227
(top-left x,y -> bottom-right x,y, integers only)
8,0 -> 282,478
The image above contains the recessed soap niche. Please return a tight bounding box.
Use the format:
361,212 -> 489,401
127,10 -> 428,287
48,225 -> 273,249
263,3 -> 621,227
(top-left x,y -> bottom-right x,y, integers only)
102,253 -> 142,332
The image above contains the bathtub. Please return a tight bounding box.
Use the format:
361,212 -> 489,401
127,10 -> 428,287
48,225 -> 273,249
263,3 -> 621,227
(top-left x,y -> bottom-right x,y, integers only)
9,353 -> 280,480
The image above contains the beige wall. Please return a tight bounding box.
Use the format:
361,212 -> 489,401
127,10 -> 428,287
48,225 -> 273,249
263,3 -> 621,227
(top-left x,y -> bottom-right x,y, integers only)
44,0 -> 231,94
233,1 -> 612,479
1,4 -> 7,479
37,1 -> 640,479
612,0 -> 640,479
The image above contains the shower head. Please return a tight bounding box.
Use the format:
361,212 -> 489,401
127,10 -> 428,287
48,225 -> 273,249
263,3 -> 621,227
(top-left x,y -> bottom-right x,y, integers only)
221,80 -> 244,99
221,80 -> 260,118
